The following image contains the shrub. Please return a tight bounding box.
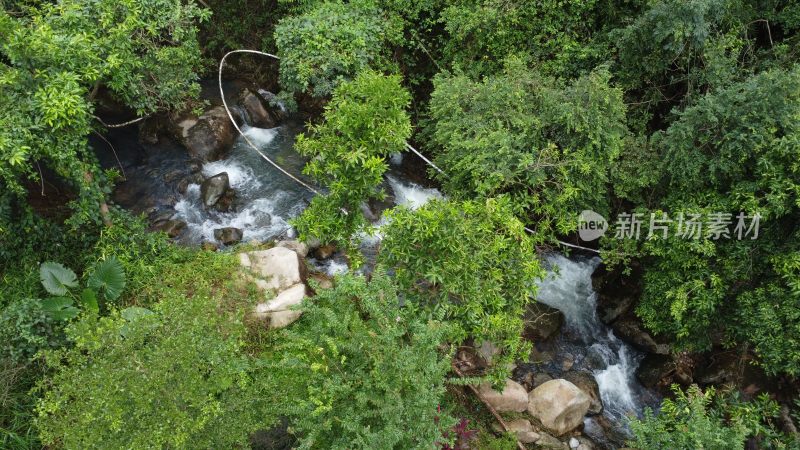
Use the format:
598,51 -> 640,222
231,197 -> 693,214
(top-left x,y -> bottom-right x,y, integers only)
427,58 -> 626,236
0,299 -> 63,364
629,384 -> 792,449
34,252 -> 271,448
379,196 -> 544,380
275,0 -> 401,99
260,271 -> 456,448
292,70 -> 411,263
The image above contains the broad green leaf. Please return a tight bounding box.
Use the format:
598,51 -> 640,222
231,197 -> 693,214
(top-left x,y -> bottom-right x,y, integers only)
87,256 -> 126,300
80,288 -> 99,314
120,306 -> 156,338
41,297 -> 80,321
121,306 -> 155,322
40,262 -> 78,296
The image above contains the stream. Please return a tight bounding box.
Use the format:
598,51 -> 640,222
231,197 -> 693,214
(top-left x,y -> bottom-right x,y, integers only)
102,98 -> 655,449
532,255 -> 658,447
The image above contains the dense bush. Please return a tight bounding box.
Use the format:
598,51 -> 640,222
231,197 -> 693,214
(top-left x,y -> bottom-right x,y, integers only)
427,58 -> 626,236
0,0 -> 207,225
261,271 -> 455,449
634,65 -> 800,375
0,299 -> 63,364
292,70 -> 411,261
34,252 -> 269,449
380,197 -> 543,379
274,0 -> 401,99
630,385 -> 794,449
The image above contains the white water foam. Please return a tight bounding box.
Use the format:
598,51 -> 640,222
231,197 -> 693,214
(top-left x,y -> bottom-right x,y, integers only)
242,125 -> 278,146
202,158 -> 261,191
387,175 -> 443,210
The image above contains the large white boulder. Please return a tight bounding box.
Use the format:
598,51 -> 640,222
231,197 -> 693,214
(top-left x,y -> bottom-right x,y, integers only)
254,283 -> 307,328
528,379 -> 591,436
239,246 -> 306,291
478,379 -> 529,413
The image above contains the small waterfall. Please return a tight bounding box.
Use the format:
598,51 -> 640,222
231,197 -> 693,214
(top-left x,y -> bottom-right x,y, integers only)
535,254 -> 647,439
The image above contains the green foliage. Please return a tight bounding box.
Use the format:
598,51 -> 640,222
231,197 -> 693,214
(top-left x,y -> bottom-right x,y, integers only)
38,262 -> 78,297
275,0 -> 402,99
34,253 -> 269,449
31,257 -> 126,322
438,0 -> 611,77
630,384 -> 792,449
292,70 -> 411,261
428,58 -> 627,236
0,0 -> 207,224
379,197 -> 544,380
261,271 -> 455,449
0,299 -> 63,364
86,257 -> 126,301
633,66 -> 800,374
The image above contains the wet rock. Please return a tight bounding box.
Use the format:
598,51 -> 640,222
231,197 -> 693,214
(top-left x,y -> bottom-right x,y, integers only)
254,283 -> 307,328
214,188 -> 236,212
308,272 -> 334,291
584,346 -> 612,371
477,379 -> 529,412
564,371 -> 603,415
314,244 -> 336,260
138,116 -> 162,145
597,293 -> 635,325
162,169 -> 184,184
177,178 -> 190,194
532,372 -> 555,390
636,354 -> 676,388
239,89 -> 276,128
536,432 -> 567,449
149,207 -> 176,225
153,219 -> 186,238
188,159 -> 203,174
239,247 -> 307,292
528,379 -> 591,436
561,353 -> 576,371
574,436 -> 596,450
201,241 -> 219,252
523,302 -> 565,342
477,340 -> 501,366
696,351 -> 742,386
214,227 -> 243,245
185,106 -> 235,161
276,240 -> 309,258
200,172 -> 230,207
454,346 -> 488,375
506,419 -> 540,444
611,317 -> 670,354
257,89 -> 289,122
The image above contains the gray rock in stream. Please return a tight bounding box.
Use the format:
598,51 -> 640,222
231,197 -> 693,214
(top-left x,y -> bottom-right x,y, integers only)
564,371 -> 603,415
523,302 -> 564,342
611,317 -> 670,355
201,172 -> 230,207
185,107 -> 235,161
239,89 -> 276,128
153,219 -> 186,238
214,227 -> 243,245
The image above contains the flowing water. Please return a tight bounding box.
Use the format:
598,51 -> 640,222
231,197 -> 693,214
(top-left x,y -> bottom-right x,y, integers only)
173,123 -> 314,244
534,254 -> 656,446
